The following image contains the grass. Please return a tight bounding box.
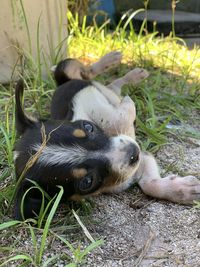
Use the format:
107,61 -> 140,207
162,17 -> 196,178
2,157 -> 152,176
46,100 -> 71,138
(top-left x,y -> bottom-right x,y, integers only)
0,188 -> 103,266
0,8 -> 200,266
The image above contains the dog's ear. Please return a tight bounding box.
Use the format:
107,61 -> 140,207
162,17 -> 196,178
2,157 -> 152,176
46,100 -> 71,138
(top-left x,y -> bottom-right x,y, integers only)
15,80 -> 36,135
53,59 -> 90,86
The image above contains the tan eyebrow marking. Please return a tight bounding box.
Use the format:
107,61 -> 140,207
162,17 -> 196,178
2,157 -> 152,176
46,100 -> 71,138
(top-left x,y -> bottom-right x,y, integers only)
73,129 -> 86,138
72,168 -> 87,178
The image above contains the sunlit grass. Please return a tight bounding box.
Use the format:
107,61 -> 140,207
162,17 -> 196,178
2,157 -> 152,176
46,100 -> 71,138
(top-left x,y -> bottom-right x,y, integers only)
67,11 -> 200,88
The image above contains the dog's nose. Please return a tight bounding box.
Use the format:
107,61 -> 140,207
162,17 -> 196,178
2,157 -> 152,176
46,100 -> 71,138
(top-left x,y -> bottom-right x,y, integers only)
129,144 -> 140,165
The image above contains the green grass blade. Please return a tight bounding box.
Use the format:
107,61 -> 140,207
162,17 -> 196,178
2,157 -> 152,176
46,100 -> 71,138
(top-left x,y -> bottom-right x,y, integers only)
0,254 -> 33,267
0,220 -> 21,230
65,263 -> 77,267
123,9 -> 145,31
37,195 -> 57,228
52,232 -> 75,252
79,239 -> 104,260
20,186 -> 45,221
19,0 -> 32,54
37,186 -> 64,264
28,224 -> 38,261
42,255 -> 61,267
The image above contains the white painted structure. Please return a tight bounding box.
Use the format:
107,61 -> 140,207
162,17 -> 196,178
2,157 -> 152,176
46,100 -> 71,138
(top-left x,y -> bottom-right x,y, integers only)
0,0 -> 67,83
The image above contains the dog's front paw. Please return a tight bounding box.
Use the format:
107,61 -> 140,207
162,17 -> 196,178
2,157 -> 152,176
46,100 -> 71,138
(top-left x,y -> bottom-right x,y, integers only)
100,51 -> 122,68
164,175 -> 200,204
124,68 -> 149,84
91,51 -> 122,75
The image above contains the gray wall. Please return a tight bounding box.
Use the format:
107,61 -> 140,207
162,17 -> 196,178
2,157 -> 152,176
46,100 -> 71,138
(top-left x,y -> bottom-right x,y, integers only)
114,0 -> 200,13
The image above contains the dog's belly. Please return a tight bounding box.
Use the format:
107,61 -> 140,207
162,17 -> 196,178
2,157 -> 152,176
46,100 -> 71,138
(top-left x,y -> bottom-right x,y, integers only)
71,85 -> 120,128
71,84 -> 136,137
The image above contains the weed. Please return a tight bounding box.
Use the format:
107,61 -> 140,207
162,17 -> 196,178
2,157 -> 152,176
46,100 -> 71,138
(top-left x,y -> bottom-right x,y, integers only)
0,186 -> 103,266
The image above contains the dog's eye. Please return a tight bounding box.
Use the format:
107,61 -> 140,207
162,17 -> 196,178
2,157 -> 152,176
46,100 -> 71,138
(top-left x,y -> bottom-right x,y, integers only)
79,175 -> 93,191
83,122 -> 93,133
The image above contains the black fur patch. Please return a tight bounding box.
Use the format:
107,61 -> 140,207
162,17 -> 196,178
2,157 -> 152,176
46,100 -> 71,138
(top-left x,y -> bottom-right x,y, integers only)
14,119 -> 111,220
51,79 -> 92,120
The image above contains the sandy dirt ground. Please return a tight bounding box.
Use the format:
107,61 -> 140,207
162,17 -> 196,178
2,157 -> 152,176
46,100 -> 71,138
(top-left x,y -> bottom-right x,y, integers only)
83,114 -> 200,267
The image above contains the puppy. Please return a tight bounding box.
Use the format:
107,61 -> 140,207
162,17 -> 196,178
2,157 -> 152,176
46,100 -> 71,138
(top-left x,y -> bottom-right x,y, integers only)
14,80 -> 140,220
50,53 -> 200,204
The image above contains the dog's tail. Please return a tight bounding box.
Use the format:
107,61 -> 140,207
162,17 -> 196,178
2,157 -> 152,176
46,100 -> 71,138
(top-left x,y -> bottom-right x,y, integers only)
15,80 -> 36,135
52,58 -> 90,86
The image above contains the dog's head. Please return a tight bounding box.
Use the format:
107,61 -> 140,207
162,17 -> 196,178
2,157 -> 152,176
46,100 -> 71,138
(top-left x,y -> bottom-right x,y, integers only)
14,80 -> 140,219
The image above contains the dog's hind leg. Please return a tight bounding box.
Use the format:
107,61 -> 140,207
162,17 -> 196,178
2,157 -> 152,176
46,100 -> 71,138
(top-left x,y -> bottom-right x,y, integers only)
108,68 -> 149,96
137,152 -> 200,204
88,51 -> 122,78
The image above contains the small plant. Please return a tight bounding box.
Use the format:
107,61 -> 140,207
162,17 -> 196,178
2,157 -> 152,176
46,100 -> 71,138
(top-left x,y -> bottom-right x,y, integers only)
0,186 -> 103,266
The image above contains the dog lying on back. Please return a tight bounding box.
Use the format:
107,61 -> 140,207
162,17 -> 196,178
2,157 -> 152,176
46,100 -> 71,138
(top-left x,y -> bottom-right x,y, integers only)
14,51 -> 200,219
50,51 -> 200,204
14,79 -> 140,220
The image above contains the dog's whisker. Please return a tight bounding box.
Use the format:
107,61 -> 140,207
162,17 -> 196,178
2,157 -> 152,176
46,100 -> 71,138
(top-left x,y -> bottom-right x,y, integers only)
112,121 -> 119,136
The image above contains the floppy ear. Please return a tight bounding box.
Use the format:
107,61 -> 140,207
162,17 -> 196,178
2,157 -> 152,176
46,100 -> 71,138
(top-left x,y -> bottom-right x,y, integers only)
15,80 -> 36,135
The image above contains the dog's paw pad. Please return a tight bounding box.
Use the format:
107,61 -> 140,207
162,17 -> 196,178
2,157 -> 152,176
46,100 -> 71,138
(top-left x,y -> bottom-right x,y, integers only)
124,68 -> 149,84
91,51 -> 122,75
99,51 -> 122,68
167,175 -> 200,204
